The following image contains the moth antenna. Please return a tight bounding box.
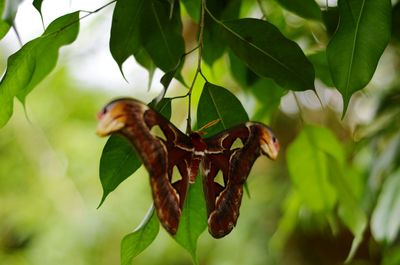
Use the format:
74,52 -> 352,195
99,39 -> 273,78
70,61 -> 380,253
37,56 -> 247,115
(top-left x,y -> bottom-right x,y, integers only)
197,119 -> 221,135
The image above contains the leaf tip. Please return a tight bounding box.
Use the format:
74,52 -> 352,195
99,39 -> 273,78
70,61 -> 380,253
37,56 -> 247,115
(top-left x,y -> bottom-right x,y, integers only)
97,192 -> 108,209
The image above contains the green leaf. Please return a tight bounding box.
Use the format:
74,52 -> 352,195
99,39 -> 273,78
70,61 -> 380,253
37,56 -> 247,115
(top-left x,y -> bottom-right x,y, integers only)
371,168 -> 400,244
0,11 -> 80,127
98,98 -> 172,206
203,0 -> 241,66
121,206 -> 160,265
197,82 -> 249,136
228,51 -> 259,88
322,7 -> 339,36
33,0 -> 43,15
140,0 -> 185,72
157,57 -> 185,102
109,0 -> 146,72
219,18 -> 315,91
308,51 -> 334,87
393,3 -> 400,43
251,78 -> 285,122
286,125 -> 343,212
181,0 -> 201,22
135,48 -> 156,89
326,156 -> 367,262
326,0 -> 392,114
149,97 -> 173,117
273,0 -> 321,20
98,134 -> 142,207
0,0 -> 10,39
174,174 -> 207,264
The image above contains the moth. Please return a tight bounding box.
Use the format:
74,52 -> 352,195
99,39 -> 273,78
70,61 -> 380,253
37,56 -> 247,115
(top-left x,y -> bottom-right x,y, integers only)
96,98 -> 280,238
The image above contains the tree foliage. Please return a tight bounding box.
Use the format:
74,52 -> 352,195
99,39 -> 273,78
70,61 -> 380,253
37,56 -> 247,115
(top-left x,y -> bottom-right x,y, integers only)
1,0 -> 399,264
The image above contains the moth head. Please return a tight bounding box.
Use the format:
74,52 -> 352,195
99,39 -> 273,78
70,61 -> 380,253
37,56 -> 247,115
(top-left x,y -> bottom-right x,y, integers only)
259,126 -> 280,160
96,99 -> 133,136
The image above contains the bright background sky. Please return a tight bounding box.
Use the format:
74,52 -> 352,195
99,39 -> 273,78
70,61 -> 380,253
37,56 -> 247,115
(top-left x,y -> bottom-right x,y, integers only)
1,0 -> 164,101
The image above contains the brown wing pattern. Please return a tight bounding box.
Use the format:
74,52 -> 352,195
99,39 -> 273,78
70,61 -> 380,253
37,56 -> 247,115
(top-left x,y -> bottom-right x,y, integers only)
204,123 -> 279,238
97,98 -> 279,238
96,98 -> 193,235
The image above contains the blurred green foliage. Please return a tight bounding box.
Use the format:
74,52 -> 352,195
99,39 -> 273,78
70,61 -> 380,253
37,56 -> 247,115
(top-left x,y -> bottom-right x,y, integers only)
1,0 -> 400,265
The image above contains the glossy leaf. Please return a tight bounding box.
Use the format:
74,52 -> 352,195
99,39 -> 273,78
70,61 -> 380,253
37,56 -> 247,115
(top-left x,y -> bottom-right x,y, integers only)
0,12 -> 80,127
327,0 -> 392,113
203,0 -> 241,66
197,82 -> 249,136
174,174 -> 207,264
273,0 -> 321,20
121,206 -> 160,265
220,18 -> 315,91
140,0 -> 185,72
98,98 -> 172,206
286,125 -> 342,212
327,157 -> 367,262
371,168 -> 400,244
109,0 -> 145,72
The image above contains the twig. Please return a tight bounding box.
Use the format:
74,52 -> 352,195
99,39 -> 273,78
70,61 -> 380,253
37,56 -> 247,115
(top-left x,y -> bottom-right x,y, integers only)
41,0 -> 116,39
185,0 -> 206,134
292,91 -> 305,125
79,0 -> 116,17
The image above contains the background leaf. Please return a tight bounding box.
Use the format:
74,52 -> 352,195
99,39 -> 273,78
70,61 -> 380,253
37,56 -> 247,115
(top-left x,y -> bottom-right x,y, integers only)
371,168 -> 400,244
121,206 -> 160,265
0,0 -> 10,39
98,98 -> 172,206
197,82 -> 249,136
181,0 -> 201,22
220,18 -> 315,91
1,0 -> 23,24
286,125 -> 341,212
273,0 -> 321,20
0,11 -> 80,127
327,157 -> 367,262
174,174 -> 207,264
327,0 -> 392,113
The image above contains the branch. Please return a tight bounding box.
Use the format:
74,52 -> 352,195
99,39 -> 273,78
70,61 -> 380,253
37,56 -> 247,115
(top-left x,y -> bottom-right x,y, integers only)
185,0 -> 207,134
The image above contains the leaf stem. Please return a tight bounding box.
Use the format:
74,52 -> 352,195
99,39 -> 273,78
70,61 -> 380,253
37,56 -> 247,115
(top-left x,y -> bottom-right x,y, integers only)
41,0 -> 116,39
185,0 -> 206,134
292,91 -> 305,125
79,0 -> 117,16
